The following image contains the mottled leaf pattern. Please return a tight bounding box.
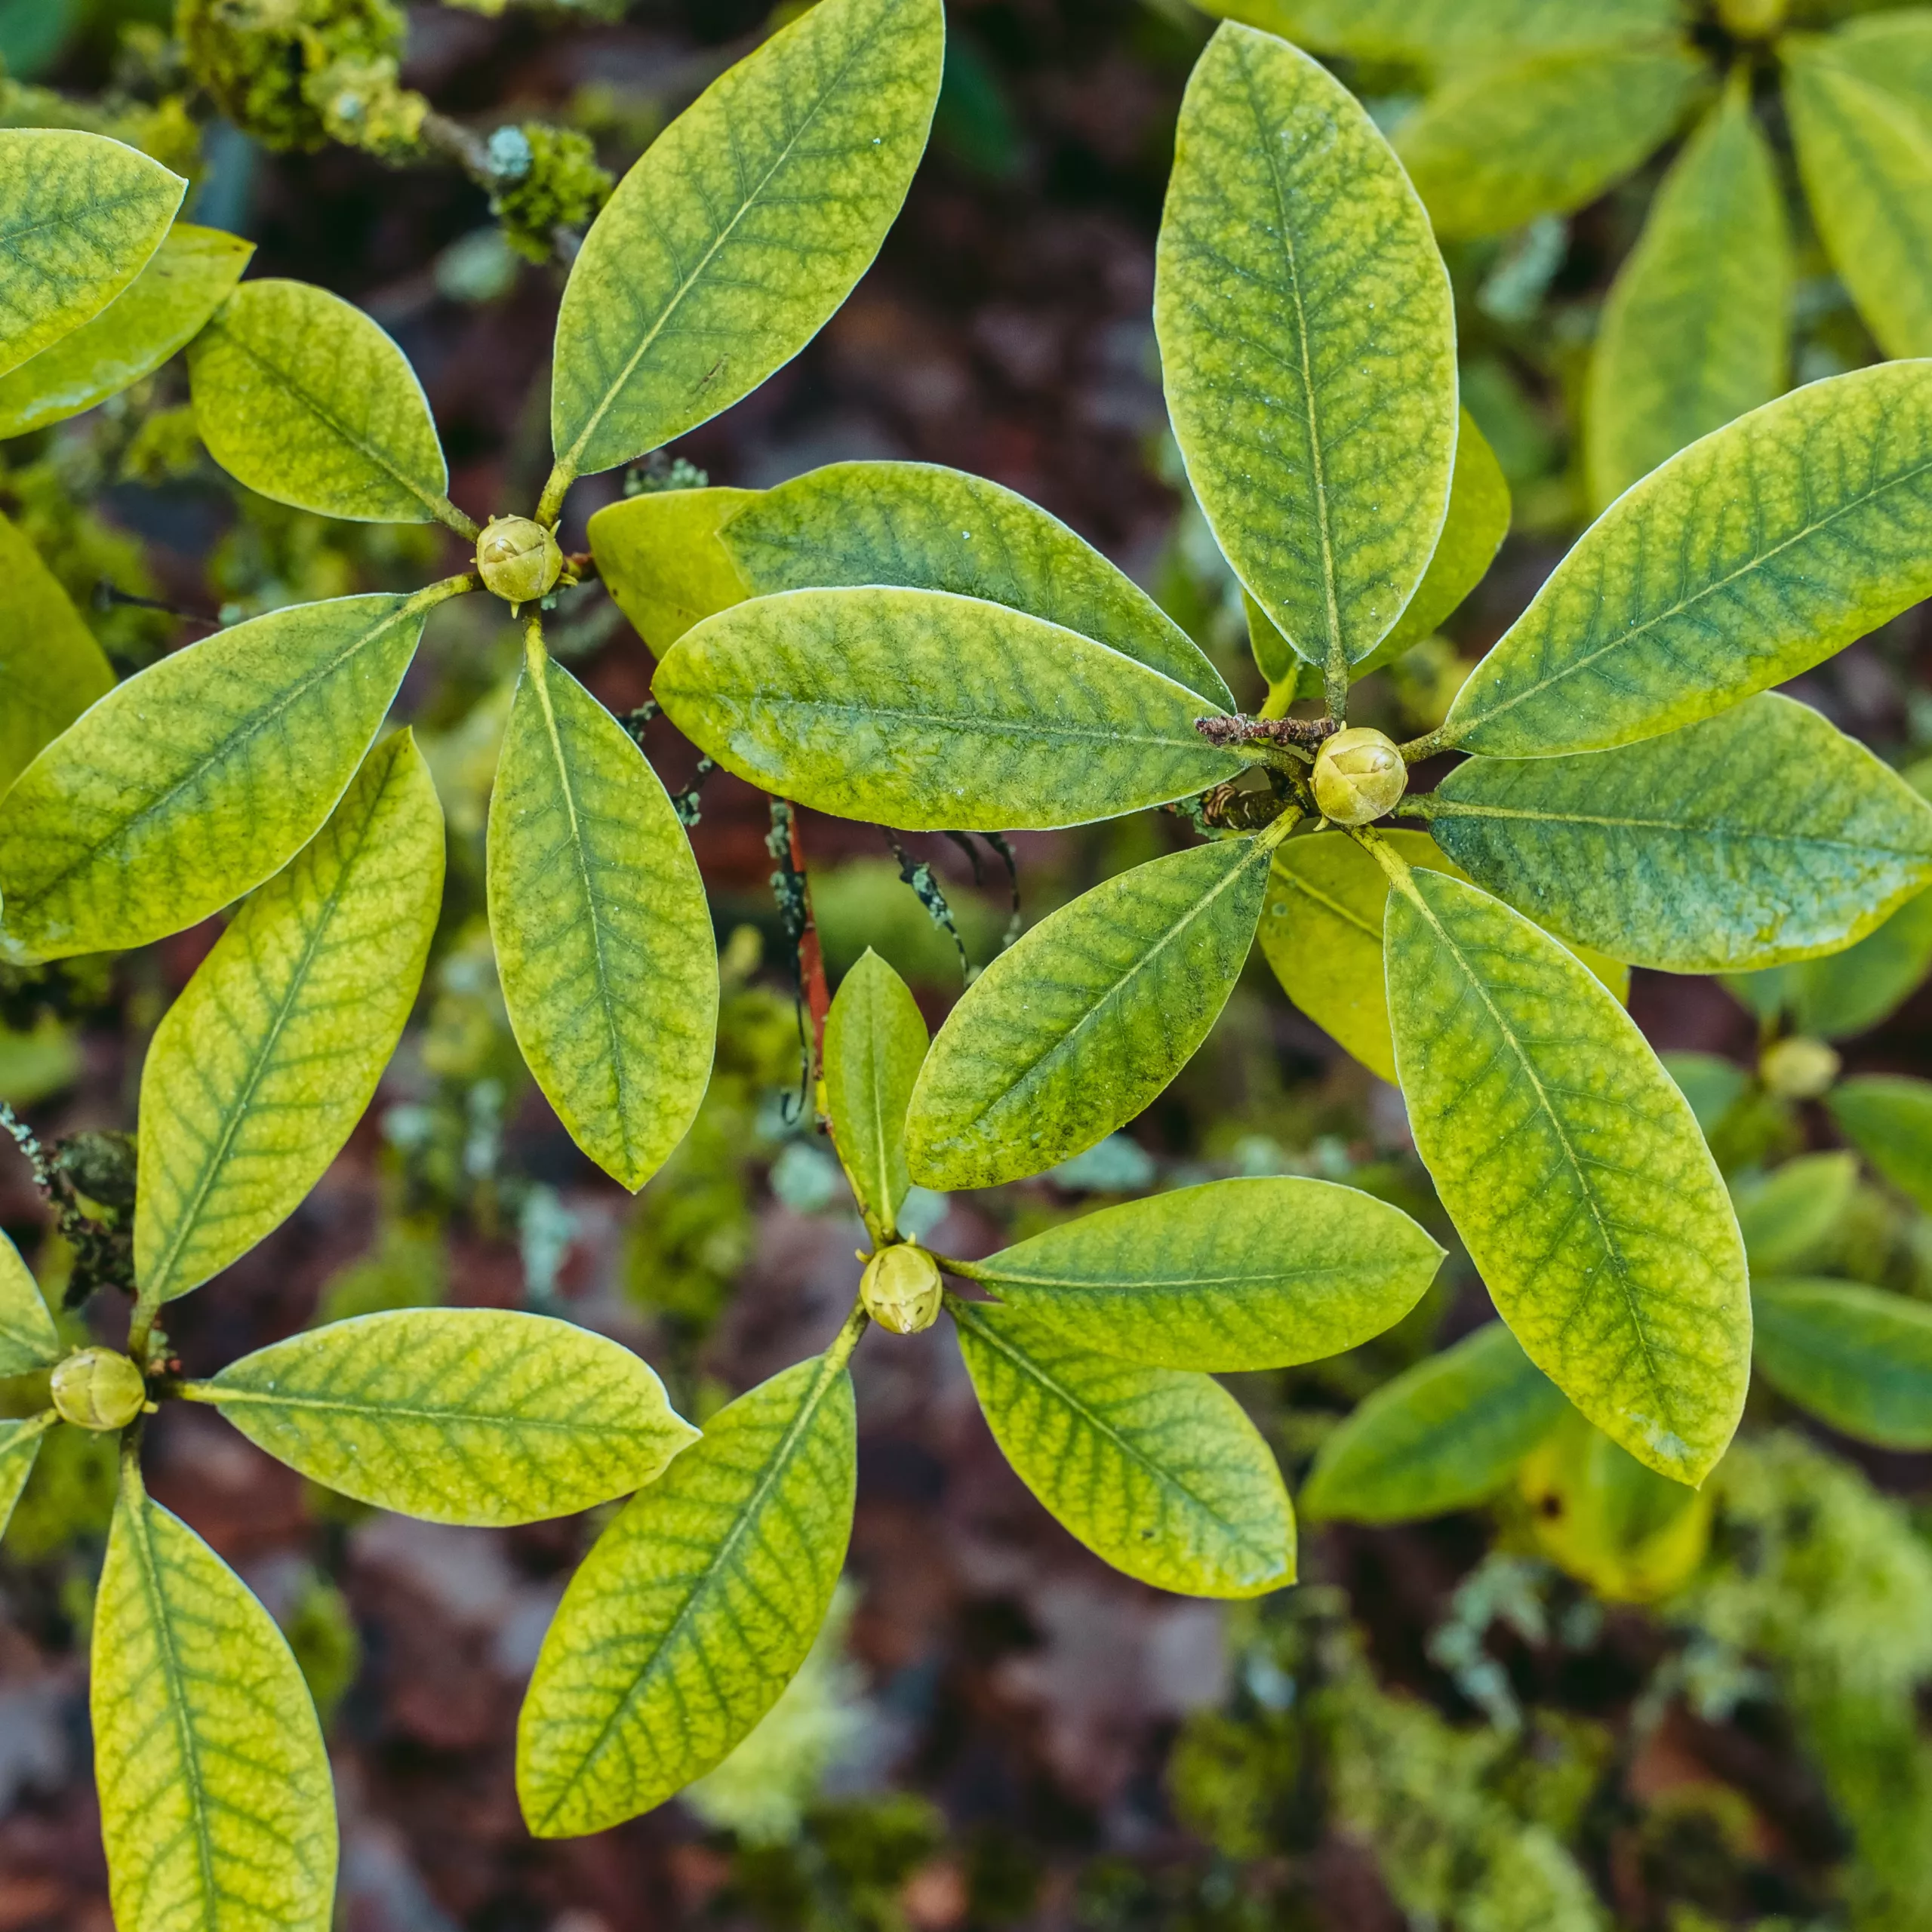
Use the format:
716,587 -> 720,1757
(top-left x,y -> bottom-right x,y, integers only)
0,1229 -> 60,1375
587,487 -> 757,653
821,949 -> 927,1241
0,509 -> 114,795
0,1414 -> 54,1543
1752,1277 -> 1932,1451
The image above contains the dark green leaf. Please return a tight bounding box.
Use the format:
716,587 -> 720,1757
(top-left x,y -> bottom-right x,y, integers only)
1828,1075 -> 1932,1212
1752,1276 -> 1932,1449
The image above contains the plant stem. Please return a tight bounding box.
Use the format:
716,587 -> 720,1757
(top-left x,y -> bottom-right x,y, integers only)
535,461 -> 572,531
1398,725 -> 1449,764
824,1297 -> 871,1371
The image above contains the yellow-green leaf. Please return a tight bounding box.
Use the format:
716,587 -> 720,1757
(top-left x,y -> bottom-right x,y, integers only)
1780,886 -> 1932,1040
954,1176 -> 1441,1371
822,948 -> 927,1241
906,832 -> 1280,1189
0,1228 -> 60,1374
1300,1322 -> 1565,1524
1384,862 -> 1749,1484
1440,363 -> 1932,758
0,509 -> 113,795
0,129 -> 183,380
1195,0 -> 1680,64
518,1349 -> 857,1838
1731,1151 -> 1858,1274
1828,1075 -> 1932,1212
0,1413 -> 54,1542
586,487 -> 757,654
488,640 -> 717,1192
134,733 -> 445,1303
188,278 -> 454,524
544,0 -> 943,497
198,1309 -> 698,1525
94,1466 -> 336,1932
0,223 -> 252,438
1752,1276 -> 1932,1450
1156,24 -> 1456,693
951,1297 -> 1294,1598
655,587 -> 1244,831
1396,42 -> 1706,241
0,587 -> 441,963
1584,81 -> 1789,512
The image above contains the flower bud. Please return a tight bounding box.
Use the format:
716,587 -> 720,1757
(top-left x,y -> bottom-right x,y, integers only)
1760,1035 -> 1841,1100
1312,727 -> 1406,826
51,1348 -> 147,1432
860,1244 -> 943,1336
475,515 -> 562,604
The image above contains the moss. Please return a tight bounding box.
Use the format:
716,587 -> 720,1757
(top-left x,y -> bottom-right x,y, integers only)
488,122 -> 613,262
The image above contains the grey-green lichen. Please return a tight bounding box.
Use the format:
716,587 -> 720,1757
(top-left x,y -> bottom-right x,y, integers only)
486,122 -> 613,262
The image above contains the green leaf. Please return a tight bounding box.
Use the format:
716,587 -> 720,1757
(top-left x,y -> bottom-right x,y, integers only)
0,587 -> 441,964
0,129 -> 183,380
94,1466 -> 336,1932
1395,42 -> 1706,241
0,1413 -> 54,1543
1439,363 -> 1932,758
950,1297 -> 1294,1598
1730,1151 -> 1858,1274
906,832 -> 1281,1189
0,508 -> 114,795
1663,1051 -> 1749,1139
1383,862 -> 1749,1484
188,278 -> 455,525
1155,24 -> 1456,695
134,733 -> 445,1303
821,948 -> 927,1240
1828,1075 -> 1932,1212
0,1228 -> 59,1374
1810,9 -> 1932,121
1752,1276 -> 1932,1450
518,1349 -> 857,1838
717,460 -> 1234,707
952,1176 -> 1441,1371
1419,694 -> 1932,972
544,0 -> 943,499
1194,0 -> 1680,64
1786,46 -> 1932,359
1301,1323 -> 1565,1524
0,223 -> 252,438
488,639 -> 717,1192
655,586 -> 1244,831
1584,80 -> 1789,512
586,487 -> 757,654
198,1309 -> 698,1525
1782,887 -> 1932,1040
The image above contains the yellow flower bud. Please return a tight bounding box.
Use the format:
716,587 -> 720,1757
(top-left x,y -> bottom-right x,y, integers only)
1312,726 -> 1406,826
860,1244 -> 943,1336
51,1348 -> 148,1432
1760,1035 -> 1841,1101
475,515 -> 562,604
1716,0 -> 1784,38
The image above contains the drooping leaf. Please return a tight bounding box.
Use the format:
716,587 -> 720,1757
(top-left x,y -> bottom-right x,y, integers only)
718,460 -> 1233,706
0,588 -> 440,963
199,1309 -> 698,1525
951,1297 -> 1294,1598
1730,1151 -> 1858,1274
488,641 -> 717,1192
518,1350 -> 857,1838
655,587 -> 1244,831
952,1176 -> 1441,1371
1786,46 -> 1932,360
134,733 -> 445,1303
94,1468 -> 336,1932
0,223 -> 252,438
1440,363 -> 1932,757
1419,694 -> 1932,972
0,1413 -> 54,1542
1383,862 -> 1749,1484
1194,0 -> 1679,64
0,129 -> 183,380
188,278 -> 455,524
1752,1276 -> 1932,1450
545,0 -> 943,497
821,948 -> 927,1240
1584,80 -> 1789,512
1156,24 -> 1456,693
906,832 -> 1281,1189
0,509 -> 113,795
0,1229 -> 60,1375
1828,1075 -> 1932,1213
1782,887 -> 1932,1040
1300,1322 -> 1566,1524
586,487 -> 757,654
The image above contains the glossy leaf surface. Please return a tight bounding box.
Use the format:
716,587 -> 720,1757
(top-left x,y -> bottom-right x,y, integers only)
1828,1075 -> 1932,1213
0,590 -> 433,963
1442,363 -> 1932,757
1731,1152 -> 1857,1275
0,1230 -> 59,1376
518,1352 -> 856,1837
547,0 -> 943,490
0,510 -> 112,795
955,1176 -> 1441,1371
1385,864 -> 1749,1484
907,834 -> 1277,1189
656,587 -> 1243,831
0,1414 -> 52,1543
135,734 -> 445,1303
587,487 -> 755,653
489,646 -> 717,1192
952,1299 -> 1294,1598
822,949 -> 927,1240
1157,24 -> 1455,689
1752,1276 -> 1932,1450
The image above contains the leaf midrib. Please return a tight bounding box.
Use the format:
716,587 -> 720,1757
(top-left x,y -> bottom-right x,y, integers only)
209,1383 -> 651,1437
